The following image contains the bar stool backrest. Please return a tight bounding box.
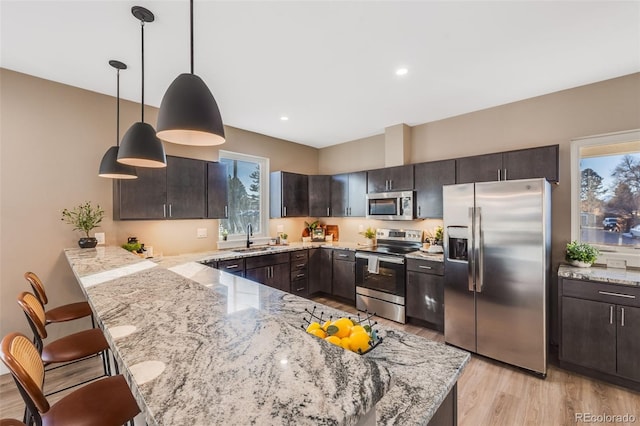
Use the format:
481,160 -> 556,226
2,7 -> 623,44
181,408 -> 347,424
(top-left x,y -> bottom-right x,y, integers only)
16,292 -> 48,352
24,272 -> 48,306
0,332 -> 50,417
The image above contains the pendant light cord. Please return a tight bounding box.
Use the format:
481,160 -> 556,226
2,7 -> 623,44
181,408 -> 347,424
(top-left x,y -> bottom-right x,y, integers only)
141,19 -> 145,123
190,0 -> 194,75
116,68 -> 120,146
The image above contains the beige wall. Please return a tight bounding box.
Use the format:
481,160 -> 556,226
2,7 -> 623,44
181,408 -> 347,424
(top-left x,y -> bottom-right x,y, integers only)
318,133 -> 385,174
0,69 -> 318,369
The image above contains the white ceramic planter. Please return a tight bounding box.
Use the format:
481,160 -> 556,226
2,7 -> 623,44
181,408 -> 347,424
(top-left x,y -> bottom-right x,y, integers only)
569,260 -> 592,268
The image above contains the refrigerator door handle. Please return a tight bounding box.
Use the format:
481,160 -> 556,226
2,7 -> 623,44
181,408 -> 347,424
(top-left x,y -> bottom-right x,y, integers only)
468,207 -> 475,292
476,206 -> 484,293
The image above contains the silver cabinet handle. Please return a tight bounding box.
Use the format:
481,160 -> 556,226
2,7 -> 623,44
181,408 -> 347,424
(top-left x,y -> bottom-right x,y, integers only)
296,273 -> 305,278
339,254 -> 348,257
497,169 -> 501,181
621,307 -> 625,327
327,207 -> 330,216
503,168 -> 507,180
225,264 -> 239,269
296,287 -> 305,292
296,263 -> 306,268
598,291 -> 636,299
163,204 -> 167,218
390,179 -> 393,190
610,305 -> 614,324
224,205 -> 228,218
345,207 -> 348,216
418,205 -> 421,216
169,204 -> 172,217
283,206 -> 287,217
418,265 -> 432,270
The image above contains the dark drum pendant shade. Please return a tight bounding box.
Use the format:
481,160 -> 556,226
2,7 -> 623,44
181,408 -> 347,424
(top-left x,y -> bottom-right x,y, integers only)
99,146 -> 137,179
156,73 -> 225,146
99,60 -> 137,179
156,0 -> 225,146
117,5 -> 166,168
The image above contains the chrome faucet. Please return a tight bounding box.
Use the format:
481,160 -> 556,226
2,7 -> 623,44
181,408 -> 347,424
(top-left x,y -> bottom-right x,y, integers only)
246,223 -> 253,248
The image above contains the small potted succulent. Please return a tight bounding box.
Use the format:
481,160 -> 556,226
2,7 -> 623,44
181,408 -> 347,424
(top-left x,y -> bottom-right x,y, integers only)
565,240 -> 599,268
280,233 -> 289,245
61,201 -> 105,248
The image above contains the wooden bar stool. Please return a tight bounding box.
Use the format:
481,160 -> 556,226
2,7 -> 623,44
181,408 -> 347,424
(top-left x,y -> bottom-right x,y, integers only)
1,332 -> 140,426
23,272 -> 93,326
17,292 -> 112,395
0,419 -> 26,426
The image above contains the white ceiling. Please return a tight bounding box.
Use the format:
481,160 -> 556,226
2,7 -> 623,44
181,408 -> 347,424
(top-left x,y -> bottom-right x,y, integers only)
1,1 -> 639,148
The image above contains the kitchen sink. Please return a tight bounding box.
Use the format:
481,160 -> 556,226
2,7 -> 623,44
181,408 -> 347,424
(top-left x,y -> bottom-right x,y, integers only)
231,246 -> 277,253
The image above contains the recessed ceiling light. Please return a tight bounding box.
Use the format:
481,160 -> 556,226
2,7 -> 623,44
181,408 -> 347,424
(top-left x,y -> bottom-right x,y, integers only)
396,68 -> 408,76
280,116 -> 289,121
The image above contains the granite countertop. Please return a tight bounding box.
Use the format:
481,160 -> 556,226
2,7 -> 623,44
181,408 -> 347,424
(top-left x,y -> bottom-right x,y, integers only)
558,264 -> 640,287
405,251 -> 444,262
64,246 -> 469,425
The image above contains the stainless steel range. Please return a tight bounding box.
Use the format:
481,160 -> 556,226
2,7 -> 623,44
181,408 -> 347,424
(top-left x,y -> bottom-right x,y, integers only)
355,228 -> 423,323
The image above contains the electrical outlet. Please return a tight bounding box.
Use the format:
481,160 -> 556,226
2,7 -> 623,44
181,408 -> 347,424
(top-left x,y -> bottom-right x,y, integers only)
606,259 -> 626,269
95,232 -> 105,245
197,228 -> 208,238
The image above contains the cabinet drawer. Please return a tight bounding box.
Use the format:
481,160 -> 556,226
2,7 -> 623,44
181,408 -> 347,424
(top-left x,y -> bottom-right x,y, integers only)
217,258 -> 245,273
245,252 -> 290,269
407,258 -> 444,275
291,277 -> 308,297
291,269 -> 308,281
290,250 -> 309,262
291,260 -> 308,271
333,250 -> 355,262
562,279 -> 640,308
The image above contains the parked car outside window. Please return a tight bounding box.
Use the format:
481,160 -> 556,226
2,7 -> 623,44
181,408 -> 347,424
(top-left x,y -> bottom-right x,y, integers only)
602,217 -> 620,232
630,224 -> 640,238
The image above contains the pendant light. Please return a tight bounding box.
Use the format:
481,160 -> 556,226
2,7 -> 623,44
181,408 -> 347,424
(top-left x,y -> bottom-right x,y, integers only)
98,60 -> 138,179
117,6 -> 166,168
156,0 -> 225,146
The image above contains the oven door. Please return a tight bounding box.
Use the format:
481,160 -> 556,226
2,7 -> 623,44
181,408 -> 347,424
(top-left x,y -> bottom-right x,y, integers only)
355,253 -> 405,297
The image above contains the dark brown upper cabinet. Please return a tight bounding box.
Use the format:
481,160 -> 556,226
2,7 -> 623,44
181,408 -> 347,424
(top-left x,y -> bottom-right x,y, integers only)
456,145 -> 559,184
414,159 -> 456,219
207,162 -> 228,219
270,171 -> 309,218
367,165 -> 414,193
331,171 -> 366,217
308,175 -> 332,217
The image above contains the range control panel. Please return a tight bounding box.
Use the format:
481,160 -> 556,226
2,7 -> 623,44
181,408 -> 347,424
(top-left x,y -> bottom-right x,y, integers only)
376,228 -> 423,243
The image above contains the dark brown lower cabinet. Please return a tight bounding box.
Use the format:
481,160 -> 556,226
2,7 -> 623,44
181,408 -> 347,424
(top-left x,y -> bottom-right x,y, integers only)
309,248 -> 333,295
332,250 -> 355,303
406,262 -> 444,331
245,253 -> 290,292
559,278 -> 640,389
290,250 -> 309,298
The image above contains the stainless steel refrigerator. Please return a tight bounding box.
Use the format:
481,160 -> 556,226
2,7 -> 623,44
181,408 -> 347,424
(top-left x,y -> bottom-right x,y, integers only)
443,178 -> 551,376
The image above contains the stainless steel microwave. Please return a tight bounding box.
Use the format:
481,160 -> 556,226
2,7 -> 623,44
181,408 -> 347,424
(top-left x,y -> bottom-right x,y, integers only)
366,191 -> 414,220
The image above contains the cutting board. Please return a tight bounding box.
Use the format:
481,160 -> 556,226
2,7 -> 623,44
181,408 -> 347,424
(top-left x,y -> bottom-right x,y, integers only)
324,225 -> 339,241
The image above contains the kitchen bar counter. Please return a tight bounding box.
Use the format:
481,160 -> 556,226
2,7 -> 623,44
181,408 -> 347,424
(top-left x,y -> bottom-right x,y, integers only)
64,247 -> 469,425
558,264 -> 640,287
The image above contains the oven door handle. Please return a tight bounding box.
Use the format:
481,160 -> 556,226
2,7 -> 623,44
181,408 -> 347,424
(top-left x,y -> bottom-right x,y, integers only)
355,253 -> 405,265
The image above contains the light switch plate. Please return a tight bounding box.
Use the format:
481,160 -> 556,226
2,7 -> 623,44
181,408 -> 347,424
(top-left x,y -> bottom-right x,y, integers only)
197,228 -> 208,238
95,232 -> 105,244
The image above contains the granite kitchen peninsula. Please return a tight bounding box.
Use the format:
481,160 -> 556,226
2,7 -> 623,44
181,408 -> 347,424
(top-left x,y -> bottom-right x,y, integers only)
64,246 -> 469,425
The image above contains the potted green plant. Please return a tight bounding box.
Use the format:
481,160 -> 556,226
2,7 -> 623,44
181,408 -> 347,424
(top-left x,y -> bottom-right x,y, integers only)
61,201 -> 105,248
360,227 -> 376,246
565,240 -> 599,268
280,233 -> 289,245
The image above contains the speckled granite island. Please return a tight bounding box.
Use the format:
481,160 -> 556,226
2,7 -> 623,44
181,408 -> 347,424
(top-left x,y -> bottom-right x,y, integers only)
64,246 -> 469,425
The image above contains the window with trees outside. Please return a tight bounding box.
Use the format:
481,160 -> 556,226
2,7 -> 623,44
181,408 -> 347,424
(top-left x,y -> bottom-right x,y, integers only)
218,151 -> 269,239
572,130 -> 640,257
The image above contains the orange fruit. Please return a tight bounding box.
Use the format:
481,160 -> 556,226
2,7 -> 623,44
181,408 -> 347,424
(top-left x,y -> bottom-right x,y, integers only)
309,328 -> 327,339
349,331 -> 371,353
325,335 -> 341,346
333,317 -> 354,338
306,322 -> 321,333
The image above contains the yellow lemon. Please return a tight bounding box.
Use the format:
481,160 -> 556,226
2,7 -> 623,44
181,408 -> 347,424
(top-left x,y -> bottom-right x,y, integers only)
340,337 -> 352,350
325,335 -> 342,346
333,317 -> 354,338
306,322 -> 321,333
309,328 -> 327,339
349,331 -> 371,353
321,320 -> 332,331
350,325 -> 367,336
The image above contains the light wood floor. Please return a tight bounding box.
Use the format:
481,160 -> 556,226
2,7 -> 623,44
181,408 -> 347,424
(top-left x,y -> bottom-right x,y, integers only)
2,297 -> 639,425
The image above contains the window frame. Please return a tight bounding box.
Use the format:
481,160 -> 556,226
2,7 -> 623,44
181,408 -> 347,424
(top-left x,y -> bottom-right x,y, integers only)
218,150 -> 270,240
570,129 -> 640,265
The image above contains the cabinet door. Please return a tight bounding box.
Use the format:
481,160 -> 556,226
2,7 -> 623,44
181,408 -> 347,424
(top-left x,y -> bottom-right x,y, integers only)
268,263 -> 291,292
166,156 -> 206,219
308,175 -> 332,217
366,168 -> 389,193
414,160 -> 456,218
245,266 -> 268,285
207,162 -> 228,219
309,248 -> 332,294
348,171 -> 367,217
389,165 -> 414,191
456,153 -> 503,184
331,174 -> 349,217
503,145 -> 559,182
617,305 -> 640,381
561,297 -> 616,374
332,260 -> 355,302
116,166 -> 167,219
406,271 -> 444,330
282,172 -> 309,217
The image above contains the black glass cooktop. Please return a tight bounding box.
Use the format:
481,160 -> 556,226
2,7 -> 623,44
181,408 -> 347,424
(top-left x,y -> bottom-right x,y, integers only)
356,245 -> 419,256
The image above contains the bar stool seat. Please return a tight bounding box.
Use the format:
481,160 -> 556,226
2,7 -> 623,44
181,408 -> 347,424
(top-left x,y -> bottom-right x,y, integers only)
41,328 -> 109,365
44,301 -> 93,325
24,272 -> 93,326
0,419 -> 26,426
